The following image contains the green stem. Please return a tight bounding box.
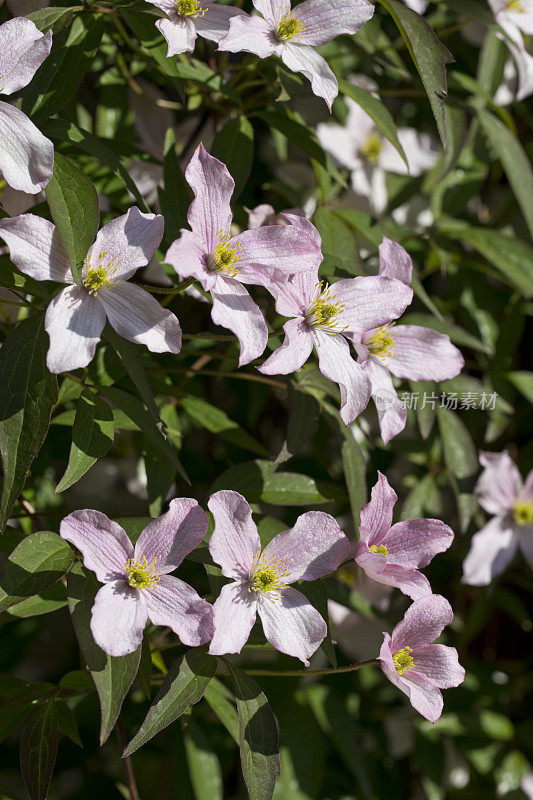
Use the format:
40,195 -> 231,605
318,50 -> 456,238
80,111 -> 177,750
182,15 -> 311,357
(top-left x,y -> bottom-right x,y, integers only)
134,278 -> 194,295
239,659 -> 378,677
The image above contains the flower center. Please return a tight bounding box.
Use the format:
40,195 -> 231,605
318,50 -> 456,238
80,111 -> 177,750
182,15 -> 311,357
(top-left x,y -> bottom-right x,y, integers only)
366,324 -> 396,360
392,646 -> 414,676
513,501 -> 533,526
207,231 -> 242,278
305,282 -> 346,333
124,556 -> 161,590
369,544 -> 388,555
249,551 -> 290,602
362,133 -> 382,163
82,252 -> 122,296
176,0 -> 205,16
276,13 -> 305,40
506,0 -> 525,11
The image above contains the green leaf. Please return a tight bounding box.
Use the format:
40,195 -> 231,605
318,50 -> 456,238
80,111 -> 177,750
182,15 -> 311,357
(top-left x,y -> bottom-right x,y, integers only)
27,6 -> 77,34
375,0 -> 453,147
55,699 -> 82,747
67,563 -> 141,744
0,255 -> 53,299
20,700 -> 58,800
103,326 -> 161,425
123,649 -> 216,756
45,152 -> 99,285
477,108 -> 533,239
275,387 -> 319,466
211,460 -> 342,505
203,678 -> 240,745
506,371 -> 533,404
122,9 -> 185,78
183,719 -> 223,800
20,12 -> 103,120
6,583 -> 67,619
0,683 -> 56,744
211,116 -> 255,199
338,80 -> 408,168
225,661 -> 280,800
0,315 -> 58,530
297,580 -> 336,667
437,407 -> 478,479
56,389 -> 114,493
313,208 -> 356,268
159,128 -> 191,244
181,396 -> 268,457
254,111 -> 326,165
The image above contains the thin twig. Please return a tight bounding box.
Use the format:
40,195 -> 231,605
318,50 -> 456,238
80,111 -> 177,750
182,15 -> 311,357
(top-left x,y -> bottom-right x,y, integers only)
116,718 -> 141,800
237,659 -> 379,677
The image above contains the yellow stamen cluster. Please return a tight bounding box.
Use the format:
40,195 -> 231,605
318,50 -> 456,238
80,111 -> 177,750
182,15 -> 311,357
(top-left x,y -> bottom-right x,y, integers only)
362,133 -> 383,163
369,544 -> 388,556
305,282 -> 346,333
124,556 -> 161,590
392,646 -> 414,676
176,0 -> 205,16
276,13 -> 305,40
249,551 -> 290,602
506,0 -> 525,11
513,501 -> 533,526
366,324 -> 396,361
82,252 -> 122,296
208,231 -> 242,278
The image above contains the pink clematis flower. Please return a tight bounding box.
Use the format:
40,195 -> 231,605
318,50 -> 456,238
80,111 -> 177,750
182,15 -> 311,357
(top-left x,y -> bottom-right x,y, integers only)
259,248 -> 414,425
207,490 -> 350,664
355,472 -> 454,599
218,0 -> 374,109
60,501 -> 214,657
489,0 -> 533,37
0,17 -> 54,194
165,144 -> 323,365
145,0 -> 244,57
462,451 -> 533,586
356,237 -> 464,442
0,207 -> 182,373
379,594 -> 465,722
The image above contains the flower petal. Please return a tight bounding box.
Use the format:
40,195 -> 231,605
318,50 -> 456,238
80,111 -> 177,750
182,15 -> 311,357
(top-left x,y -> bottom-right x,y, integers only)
314,330 -> 371,424
194,2 -> 246,42
359,471 -> 397,546
87,208 -> 164,281
0,213 -> 71,283
462,516 -> 518,586
253,0 -> 290,24
374,564 -> 432,600
378,237 -> 413,286
263,511 -> 350,582
60,509 -> 133,582
333,275 -> 413,334
45,285 -> 106,373
411,644 -> 465,689
134,498 -> 208,573
267,270 -> 320,317
259,317 -> 313,375
385,325 -> 464,382
208,490 -> 261,579
380,128 -> 438,177
165,228 -> 211,287
145,575 -> 214,646
258,586 -> 327,665
379,632 -> 405,692
402,670 -> 444,722
316,121 -> 362,171
0,19 -> 52,95
391,594 -> 453,653
185,143 -> 234,254
476,450 -> 522,515
156,16 -> 197,57
99,282 -> 182,354
384,519 -> 454,568
0,102 -> 53,194
209,581 -> 258,655
210,276 -> 268,366
296,0 -> 374,45
280,43 -> 338,109
91,581 -> 147,657
218,14 -> 277,59
366,358 -> 407,444
232,223 -> 323,285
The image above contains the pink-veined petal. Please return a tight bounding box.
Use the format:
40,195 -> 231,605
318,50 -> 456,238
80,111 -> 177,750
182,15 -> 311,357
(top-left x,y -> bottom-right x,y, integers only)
134,498 -> 208,573
0,19 -> 52,95
384,519 -> 454,569
359,471 -> 397,546
379,128 -> 438,177
185,143 -> 234,253
258,586 -> 327,665
263,511 -> 350,582
0,213 -> 71,283
208,490 -> 260,579
232,223 -> 322,285
366,358 -> 407,444
280,43 -> 338,109
296,0 -> 374,45
209,581 -> 258,655
385,325 -> 464,382
374,564 -> 432,600
45,285 -> 106,373
378,237 -> 413,285
60,510 -> 133,582
253,0 -> 290,24
391,594 -> 453,653
91,581 -> 147,657
146,575 -> 214,645
164,228 -> 211,287
410,644 -> 465,689
379,632 -> 405,691
259,317 -> 313,375
462,516 -> 519,586
0,102 -> 53,194
86,208 -> 164,282
194,2 -> 246,42
99,282 -> 182,354
475,450 -> 522,515
402,670 -> 444,722
210,276 -> 268,366
218,14 -> 277,58
333,275 -> 413,334
314,330 -> 371,424
268,270 -> 320,317
156,16 -> 197,57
